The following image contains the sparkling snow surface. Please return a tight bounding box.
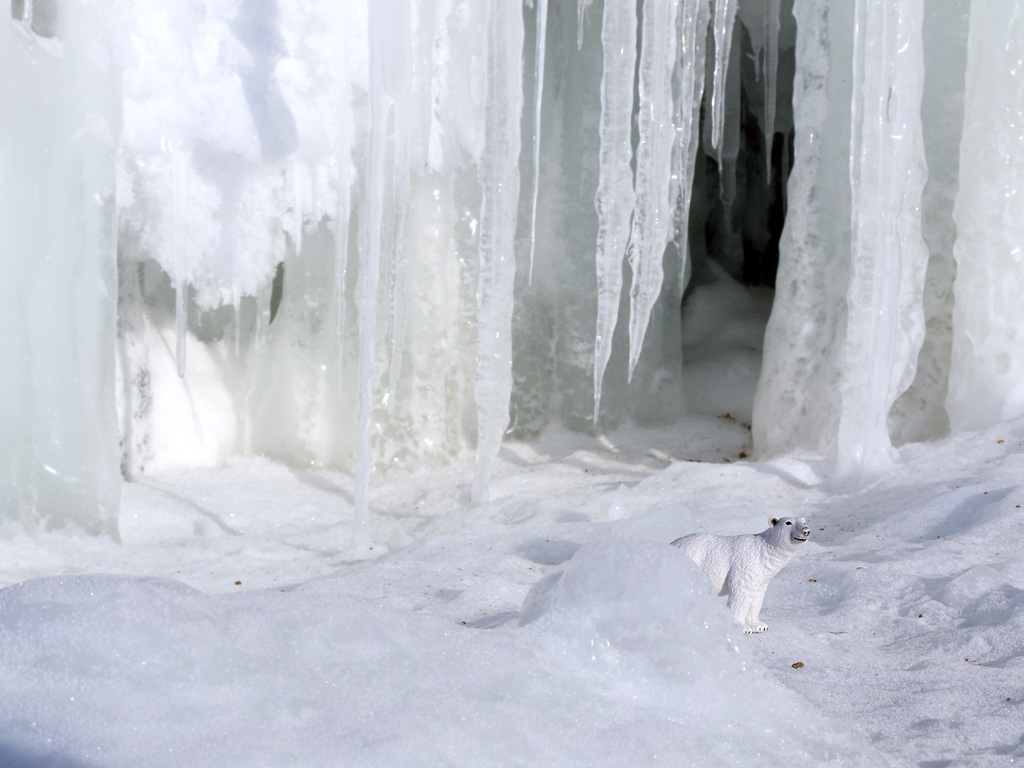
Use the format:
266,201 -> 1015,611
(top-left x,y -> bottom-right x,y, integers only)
2,305 -> 1023,768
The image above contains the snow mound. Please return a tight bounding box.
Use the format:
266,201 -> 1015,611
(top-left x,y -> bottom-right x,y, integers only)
519,538 -> 896,766
0,543 -> 896,768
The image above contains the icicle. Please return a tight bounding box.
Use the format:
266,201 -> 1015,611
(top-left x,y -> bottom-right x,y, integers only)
764,0 -> 780,180
353,1 -> 399,545
626,0 -> 679,381
171,145 -> 190,378
387,101 -> 411,411
334,10 -> 353,352
335,169 -> 351,347
592,0 -> 637,422
232,288 -> 242,360
780,127 -> 789,210
472,0 -> 524,504
718,27 -> 742,206
577,0 -> 593,50
290,158 -> 304,255
527,0 -> 548,285
671,0 -> 709,296
709,0 -> 738,153
384,2 -> 413,416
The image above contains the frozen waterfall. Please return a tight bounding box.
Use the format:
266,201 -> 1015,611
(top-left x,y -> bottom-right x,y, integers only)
1,0 -> 1016,536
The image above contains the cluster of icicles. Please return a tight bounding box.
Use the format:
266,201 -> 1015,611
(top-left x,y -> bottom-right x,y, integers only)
16,0 -> 1017,540
133,0 -> 784,538
350,0 -> 771,530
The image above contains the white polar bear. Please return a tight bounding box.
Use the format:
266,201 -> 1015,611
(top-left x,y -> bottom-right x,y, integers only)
670,516 -> 810,633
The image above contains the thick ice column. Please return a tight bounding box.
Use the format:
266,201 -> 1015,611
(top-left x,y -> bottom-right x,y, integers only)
889,0 -> 970,444
0,8 -> 121,535
947,0 -> 1024,430
627,0 -> 680,380
754,0 -> 928,472
753,0 -> 856,459
471,0 -> 524,504
836,0 -> 928,479
592,0 -> 638,421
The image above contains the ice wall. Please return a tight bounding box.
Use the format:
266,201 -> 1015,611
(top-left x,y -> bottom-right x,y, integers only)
1,6 -> 121,535
946,0 -> 1024,430
6,0 -> 1024,534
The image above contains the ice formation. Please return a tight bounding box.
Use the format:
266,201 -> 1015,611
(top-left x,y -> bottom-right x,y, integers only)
2,0 -> 1022,535
1,2 -> 121,536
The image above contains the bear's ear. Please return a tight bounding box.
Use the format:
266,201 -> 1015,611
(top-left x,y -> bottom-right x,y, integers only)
770,517 -> 778,526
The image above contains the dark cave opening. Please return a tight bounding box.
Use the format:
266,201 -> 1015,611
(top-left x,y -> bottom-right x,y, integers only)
687,20 -> 796,296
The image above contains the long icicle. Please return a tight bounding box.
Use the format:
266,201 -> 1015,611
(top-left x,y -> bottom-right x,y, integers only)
592,0 -> 638,422
627,0 -> 680,381
334,127 -> 351,351
472,0 -> 524,504
386,11 -> 413,411
672,0 -> 710,296
387,120 -> 411,410
577,0 -> 593,50
334,2 -> 353,481
764,0 -> 781,180
710,0 -> 738,155
171,145 -> 189,378
353,0 -> 397,547
527,0 -> 549,285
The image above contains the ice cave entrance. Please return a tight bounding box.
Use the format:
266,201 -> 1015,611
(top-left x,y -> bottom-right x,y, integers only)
678,7 -> 796,428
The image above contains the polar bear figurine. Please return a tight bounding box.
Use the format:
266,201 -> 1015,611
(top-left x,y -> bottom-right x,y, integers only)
670,516 -> 810,633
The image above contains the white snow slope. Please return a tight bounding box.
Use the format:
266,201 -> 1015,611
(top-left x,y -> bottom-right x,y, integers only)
1,412 -> 1023,767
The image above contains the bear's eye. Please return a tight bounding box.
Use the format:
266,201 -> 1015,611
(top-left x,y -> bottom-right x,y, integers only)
785,521 -> 792,525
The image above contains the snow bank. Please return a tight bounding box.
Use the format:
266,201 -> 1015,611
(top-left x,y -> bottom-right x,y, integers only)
519,537 -> 891,766
0,538 -> 891,767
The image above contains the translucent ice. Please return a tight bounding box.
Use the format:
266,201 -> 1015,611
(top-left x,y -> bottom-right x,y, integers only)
836,0 -> 928,479
8,0 -> 1024,538
592,0 -> 637,420
753,0 -> 929,478
0,6 -> 121,535
472,0 -> 524,503
947,0 -> 1024,430
627,0 -> 679,380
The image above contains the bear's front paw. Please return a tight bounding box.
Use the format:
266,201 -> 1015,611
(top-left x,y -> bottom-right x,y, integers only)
743,622 -> 768,634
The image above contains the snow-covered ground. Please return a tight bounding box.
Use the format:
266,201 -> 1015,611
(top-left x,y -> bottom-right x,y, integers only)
1,278 -> 1021,768
2,410 -> 1023,767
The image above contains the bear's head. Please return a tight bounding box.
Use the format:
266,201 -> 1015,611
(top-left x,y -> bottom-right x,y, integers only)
768,516 -> 810,550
